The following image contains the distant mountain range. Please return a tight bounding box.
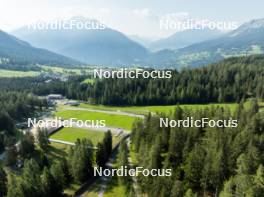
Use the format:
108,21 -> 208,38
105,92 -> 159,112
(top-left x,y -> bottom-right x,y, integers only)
3,17 -> 264,68
148,28 -> 223,51
128,35 -> 155,48
0,30 -> 79,67
149,18 -> 264,68
13,17 -> 149,66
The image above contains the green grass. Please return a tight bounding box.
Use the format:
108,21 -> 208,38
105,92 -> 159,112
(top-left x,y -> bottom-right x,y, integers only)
104,182 -> 127,197
130,145 -> 138,166
83,180 -> 102,197
82,78 -> 94,84
55,110 -> 136,130
78,102 -> 242,115
46,142 -> 71,162
64,183 -> 80,196
50,127 -> 105,144
0,69 -> 39,77
40,65 -> 93,75
50,127 -> 121,146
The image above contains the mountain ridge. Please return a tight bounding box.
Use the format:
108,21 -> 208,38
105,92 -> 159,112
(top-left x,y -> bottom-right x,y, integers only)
13,17 -> 149,66
0,30 -> 80,67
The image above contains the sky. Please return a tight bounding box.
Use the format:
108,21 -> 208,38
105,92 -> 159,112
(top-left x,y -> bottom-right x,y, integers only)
1,0 -> 264,39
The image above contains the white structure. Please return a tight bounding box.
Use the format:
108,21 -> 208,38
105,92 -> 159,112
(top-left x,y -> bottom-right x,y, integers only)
47,94 -> 63,100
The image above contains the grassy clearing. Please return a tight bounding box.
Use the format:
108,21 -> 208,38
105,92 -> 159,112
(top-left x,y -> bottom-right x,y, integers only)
82,78 -> 94,84
64,183 -> 80,196
50,127 -> 105,144
50,127 -> 121,146
46,142 -> 71,162
78,102 -> 243,115
40,65 -> 93,75
55,110 -> 136,130
0,69 -> 39,77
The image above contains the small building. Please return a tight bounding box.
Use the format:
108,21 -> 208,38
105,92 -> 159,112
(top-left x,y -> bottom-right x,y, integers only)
47,94 -> 64,100
66,100 -> 80,106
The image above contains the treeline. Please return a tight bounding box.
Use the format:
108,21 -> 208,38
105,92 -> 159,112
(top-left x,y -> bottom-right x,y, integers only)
0,92 -> 46,121
29,55 -> 264,106
0,63 -> 42,71
0,92 -> 47,153
87,55 -> 264,105
0,77 -> 50,92
130,99 -> 264,196
0,130 -> 113,197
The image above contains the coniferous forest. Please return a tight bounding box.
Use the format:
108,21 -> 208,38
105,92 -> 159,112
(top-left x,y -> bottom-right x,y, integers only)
0,55 -> 263,197
31,55 -> 264,105
1,1 -> 264,196
131,100 -> 264,196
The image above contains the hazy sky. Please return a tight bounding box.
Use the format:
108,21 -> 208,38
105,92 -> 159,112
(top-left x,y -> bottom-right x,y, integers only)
1,0 -> 264,38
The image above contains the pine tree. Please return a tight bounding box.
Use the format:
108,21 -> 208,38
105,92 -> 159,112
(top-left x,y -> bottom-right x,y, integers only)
0,166 -> 7,197
184,144 -> 204,188
36,127 -> 50,152
170,180 -> 184,197
252,165 -> 264,195
41,167 -> 60,196
184,189 -> 197,197
20,159 -> 42,197
68,139 -> 94,183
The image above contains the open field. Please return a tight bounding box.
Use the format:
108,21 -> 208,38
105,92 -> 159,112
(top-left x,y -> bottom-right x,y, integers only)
77,102 -> 255,115
46,142 -> 71,162
64,183 -> 81,196
50,127 -> 121,146
82,78 -> 94,84
40,65 -> 93,74
55,110 -> 136,130
0,69 -> 39,77
50,127 -> 105,144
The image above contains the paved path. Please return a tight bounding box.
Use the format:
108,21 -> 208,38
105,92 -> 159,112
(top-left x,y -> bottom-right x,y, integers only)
48,138 -> 75,146
127,139 -> 141,197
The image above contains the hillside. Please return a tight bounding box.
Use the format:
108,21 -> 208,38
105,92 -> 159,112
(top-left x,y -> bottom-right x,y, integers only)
12,18 -> 264,69
149,18 -> 264,68
0,30 -> 79,67
13,17 -> 149,66
149,28 -> 222,51
33,55 -> 264,106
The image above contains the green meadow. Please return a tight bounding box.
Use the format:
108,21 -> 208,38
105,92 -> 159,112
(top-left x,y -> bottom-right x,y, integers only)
81,78 -> 94,84
0,69 -> 39,77
78,102 -> 247,115
50,127 -> 105,144
50,127 -> 121,146
55,110 -> 136,130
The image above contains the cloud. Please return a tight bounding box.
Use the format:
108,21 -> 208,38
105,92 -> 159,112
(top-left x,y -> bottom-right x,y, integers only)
55,6 -> 111,22
132,8 -> 151,18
